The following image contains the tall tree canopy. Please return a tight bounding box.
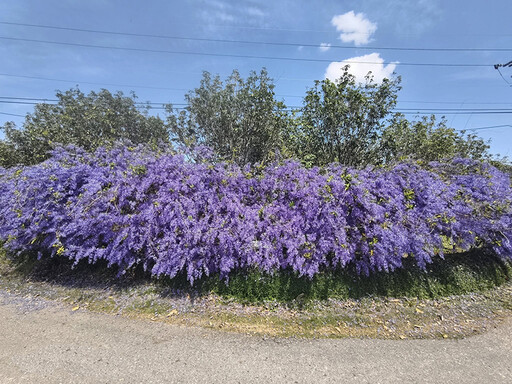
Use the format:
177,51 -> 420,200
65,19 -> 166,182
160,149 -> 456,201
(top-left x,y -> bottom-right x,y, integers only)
289,66 -> 401,167
380,114 -> 491,163
0,69 -> 496,169
166,69 -> 292,165
0,88 -> 168,167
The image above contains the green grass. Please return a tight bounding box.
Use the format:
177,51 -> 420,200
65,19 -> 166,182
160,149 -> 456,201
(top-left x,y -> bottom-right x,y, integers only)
195,250 -> 512,303
2,246 -> 510,304
2,246 -> 512,339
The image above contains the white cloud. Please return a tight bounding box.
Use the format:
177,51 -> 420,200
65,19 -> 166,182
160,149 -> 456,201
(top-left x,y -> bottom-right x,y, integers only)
325,53 -> 397,84
319,43 -> 331,52
331,11 -> 377,46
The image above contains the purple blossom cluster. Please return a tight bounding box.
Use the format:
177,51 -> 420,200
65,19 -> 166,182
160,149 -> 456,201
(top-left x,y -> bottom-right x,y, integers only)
0,145 -> 511,284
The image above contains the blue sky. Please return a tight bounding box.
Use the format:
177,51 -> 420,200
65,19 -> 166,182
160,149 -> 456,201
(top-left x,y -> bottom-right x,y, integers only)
1,0 -> 511,157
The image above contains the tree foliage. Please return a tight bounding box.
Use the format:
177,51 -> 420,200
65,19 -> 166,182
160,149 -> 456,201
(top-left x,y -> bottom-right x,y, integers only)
0,69 -> 497,169
288,67 -> 401,167
166,69 -> 292,165
0,88 -> 168,167
380,114 -> 491,163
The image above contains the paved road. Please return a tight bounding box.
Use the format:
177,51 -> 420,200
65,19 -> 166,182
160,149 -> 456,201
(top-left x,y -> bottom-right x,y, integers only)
1,293 -> 511,384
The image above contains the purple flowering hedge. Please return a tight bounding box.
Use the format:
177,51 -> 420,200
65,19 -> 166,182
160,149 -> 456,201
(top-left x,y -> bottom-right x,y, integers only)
0,144 -> 511,285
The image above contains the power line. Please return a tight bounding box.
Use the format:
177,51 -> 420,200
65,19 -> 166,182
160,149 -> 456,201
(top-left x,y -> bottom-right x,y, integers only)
494,61 -> 512,86
3,99 -> 512,115
0,36 -> 494,67
0,73 -> 187,91
2,97 -> 512,111
0,96 -> 58,101
395,108 -> 512,112
0,100 -> 51,105
0,111 -> 25,117
0,20 -> 337,36
0,98 -> 509,111
395,111 -> 512,115
0,72 -> 313,88
496,68 -> 512,86
497,68 -> 512,85
3,20 -> 512,38
467,124 -> 512,131
398,100 -> 512,105
0,98 -> 186,107
0,100 -> 221,110
0,96 -> 59,102
0,21 -> 510,53
494,61 -> 512,68
274,94 -> 512,102
2,96 -> 512,107
3,72 -> 509,93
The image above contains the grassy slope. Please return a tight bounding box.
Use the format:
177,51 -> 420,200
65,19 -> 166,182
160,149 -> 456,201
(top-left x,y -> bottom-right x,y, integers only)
2,247 -> 512,339
2,247 -> 511,303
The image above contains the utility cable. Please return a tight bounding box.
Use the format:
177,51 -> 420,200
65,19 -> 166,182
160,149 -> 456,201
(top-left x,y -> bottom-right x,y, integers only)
467,124 -> 512,131
2,95 -> 511,106
0,36 -> 493,67
496,67 -> 512,86
0,73 -> 187,91
0,21 -> 510,53
2,100 -> 512,115
0,111 -> 25,117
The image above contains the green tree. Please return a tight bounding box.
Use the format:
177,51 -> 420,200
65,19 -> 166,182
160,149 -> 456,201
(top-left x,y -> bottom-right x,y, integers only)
165,69 -> 292,165
289,66 -> 401,167
0,88 -> 169,167
380,114 -> 491,163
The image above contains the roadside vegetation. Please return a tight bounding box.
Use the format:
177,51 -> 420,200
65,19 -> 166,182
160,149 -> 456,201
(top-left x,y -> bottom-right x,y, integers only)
1,247 -> 511,339
0,67 -> 511,338
0,67 -> 496,168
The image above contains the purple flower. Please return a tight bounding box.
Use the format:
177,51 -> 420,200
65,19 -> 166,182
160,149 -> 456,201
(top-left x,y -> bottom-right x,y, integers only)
0,144 -> 510,284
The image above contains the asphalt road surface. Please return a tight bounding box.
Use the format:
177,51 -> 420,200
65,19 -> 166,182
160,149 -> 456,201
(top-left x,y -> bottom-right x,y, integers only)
1,292 -> 511,383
